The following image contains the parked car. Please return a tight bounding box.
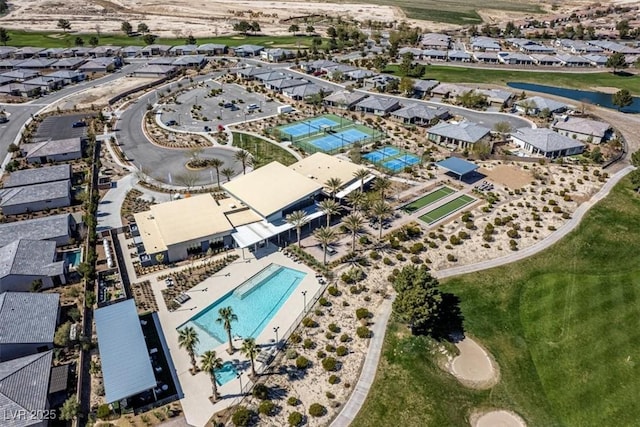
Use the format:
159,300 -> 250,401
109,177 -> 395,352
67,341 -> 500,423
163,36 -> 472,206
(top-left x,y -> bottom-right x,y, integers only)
72,121 -> 86,128
165,120 -> 177,126
247,103 -> 259,111
204,126 -> 211,132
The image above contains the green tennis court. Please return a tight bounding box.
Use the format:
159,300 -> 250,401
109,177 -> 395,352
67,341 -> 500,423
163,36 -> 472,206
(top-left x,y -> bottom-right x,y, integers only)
403,186 -> 456,213
419,195 -> 475,225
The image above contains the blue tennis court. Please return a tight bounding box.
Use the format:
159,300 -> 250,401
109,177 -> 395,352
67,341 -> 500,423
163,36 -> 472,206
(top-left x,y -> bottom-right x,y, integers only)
379,147 -> 400,156
398,154 -> 420,166
281,123 -> 321,138
363,151 -> 385,163
306,117 -> 338,129
383,159 -> 407,172
309,129 -> 371,152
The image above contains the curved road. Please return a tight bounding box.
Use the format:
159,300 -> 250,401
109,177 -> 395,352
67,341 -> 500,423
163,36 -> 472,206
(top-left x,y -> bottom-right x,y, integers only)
330,164 -> 634,427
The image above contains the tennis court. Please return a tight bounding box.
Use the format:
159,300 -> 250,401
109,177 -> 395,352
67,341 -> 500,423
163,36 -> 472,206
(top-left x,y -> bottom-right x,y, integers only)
419,194 -> 476,225
309,128 -> 371,152
402,186 -> 456,213
365,146 -> 421,173
280,117 -> 339,138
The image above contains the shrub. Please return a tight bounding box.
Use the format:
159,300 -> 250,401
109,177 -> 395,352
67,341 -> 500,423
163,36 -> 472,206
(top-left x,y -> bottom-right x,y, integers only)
232,406 -> 252,427
286,349 -> 298,359
328,323 -> 340,333
336,346 -> 348,356
319,297 -> 330,307
288,411 -> 303,426
302,317 -> 318,328
325,344 -> 336,353
289,333 -> 302,344
322,357 -> 338,371
369,251 -> 380,260
328,374 -> 340,384
296,356 -> 310,369
309,403 -> 326,418
357,326 -> 371,338
253,383 -> 269,400
410,255 -> 422,264
355,308 -> 370,320
259,400 -> 276,416
383,257 -> 393,265
317,350 -> 326,359
395,253 -> 406,261
97,404 -> 110,419
303,338 -> 315,349
340,333 -> 350,342
287,396 -> 299,406
446,254 -> 457,262
326,391 -> 335,399
409,242 -> 424,254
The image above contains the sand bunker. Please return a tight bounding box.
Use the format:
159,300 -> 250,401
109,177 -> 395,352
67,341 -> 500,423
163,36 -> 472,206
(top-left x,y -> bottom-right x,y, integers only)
471,410 -> 527,427
447,337 -> 499,389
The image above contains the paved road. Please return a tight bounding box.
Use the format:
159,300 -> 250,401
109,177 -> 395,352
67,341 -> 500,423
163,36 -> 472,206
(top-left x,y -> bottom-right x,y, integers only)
330,164 -> 633,426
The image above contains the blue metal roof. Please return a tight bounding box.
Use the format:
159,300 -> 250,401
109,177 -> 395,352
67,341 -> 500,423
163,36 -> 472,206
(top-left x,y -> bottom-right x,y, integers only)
435,157 -> 479,176
95,299 -> 156,403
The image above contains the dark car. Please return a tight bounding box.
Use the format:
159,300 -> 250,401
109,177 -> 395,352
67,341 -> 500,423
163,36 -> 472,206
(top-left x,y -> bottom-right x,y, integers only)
204,126 -> 211,132
72,121 -> 86,128
165,120 -> 177,126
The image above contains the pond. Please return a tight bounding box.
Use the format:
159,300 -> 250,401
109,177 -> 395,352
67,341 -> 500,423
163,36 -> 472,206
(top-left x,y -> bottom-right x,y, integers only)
507,82 -> 640,113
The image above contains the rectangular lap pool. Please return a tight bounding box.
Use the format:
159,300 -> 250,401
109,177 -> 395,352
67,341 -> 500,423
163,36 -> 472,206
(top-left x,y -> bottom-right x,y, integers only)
403,186 -> 456,214
419,195 -> 476,225
179,264 -> 306,354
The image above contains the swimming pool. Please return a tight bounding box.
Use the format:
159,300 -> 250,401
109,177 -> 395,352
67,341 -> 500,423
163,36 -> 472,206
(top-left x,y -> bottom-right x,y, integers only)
63,250 -> 82,267
179,264 -> 306,354
215,361 -> 238,386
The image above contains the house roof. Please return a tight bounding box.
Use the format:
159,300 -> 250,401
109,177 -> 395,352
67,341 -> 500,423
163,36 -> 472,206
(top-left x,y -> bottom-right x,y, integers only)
531,54 -> 561,63
289,152 -> 365,191
448,50 -> 471,59
50,57 -> 87,68
15,58 -> 56,68
266,78 -> 309,90
4,164 -> 72,188
94,300 -> 156,403
552,117 -> 611,138
512,128 -> 585,153
134,64 -> 177,75
24,137 -> 82,158
223,161 -> 322,218
355,95 -> 400,111
518,96 -> 567,112
234,44 -> 264,54
171,55 -> 206,66
392,104 -> 449,120
0,213 -> 71,247
284,82 -> 331,98
323,90 -> 367,105
0,351 -> 53,427
345,69 -> 376,79
431,83 -> 467,96
46,70 -> 84,79
556,54 -> 590,64
48,364 -> 70,394
133,193 -> 236,253
1,69 -> 40,80
413,79 -> 439,91
478,88 -> 514,103
0,291 -> 59,344
0,239 -> 64,279
0,180 -> 70,208
435,157 -> 479,176
428,121 -> 491,144
197,43 -> 227,51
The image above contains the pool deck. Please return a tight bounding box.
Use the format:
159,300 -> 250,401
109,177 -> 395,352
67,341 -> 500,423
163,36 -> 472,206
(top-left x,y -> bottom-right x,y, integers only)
147,245 -> 322,427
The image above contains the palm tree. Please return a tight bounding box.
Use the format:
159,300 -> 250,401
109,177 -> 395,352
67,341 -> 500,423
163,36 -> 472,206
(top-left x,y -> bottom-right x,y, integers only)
314,226 -> 338,265
221,167 -> 235,182
370,200 -> 393,239
346,190 -> 366,212
241,338 -> 259,378
178,327 -> 200,373
324,177 -> 343,199
285,210 -> 309,247
234,149 -> 251,174
318,199 -> 341,227
353,169 -> 369,192
342,213 -> 365,252
200,350 -> 223,401
209,158 -> 224,188
373,176 -> 391,200
216,307 -> 238,354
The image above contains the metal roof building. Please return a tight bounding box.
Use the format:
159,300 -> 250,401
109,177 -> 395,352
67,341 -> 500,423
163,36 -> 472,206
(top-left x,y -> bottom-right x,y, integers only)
95,299 -> 156,403
435,157 -> 479,179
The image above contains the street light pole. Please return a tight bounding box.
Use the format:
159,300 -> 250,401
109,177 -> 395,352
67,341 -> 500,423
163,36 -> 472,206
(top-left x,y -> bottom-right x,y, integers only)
237,372 -> 243,394
273,326 -> 280,347
302,290 -> 307,312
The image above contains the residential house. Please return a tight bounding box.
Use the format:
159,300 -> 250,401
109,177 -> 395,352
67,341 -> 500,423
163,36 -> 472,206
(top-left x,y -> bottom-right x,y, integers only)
120,46 -> 142,58
583,54 -> 608,67
552,117 -> 611,143
420,33 -> 451,49
323,90 -> 367,110
478,88 -> 515,107
264,77 -> 309,93
50,57 -> 87,70
531,54 -> 562,66
511,127 -> 585,157
4,164 -> 72,189
516,96 -> 567,115
0,59 -> 23,69
45,70 -> 85,84
354,96 -> 401,116
1,69 -> 40,81
260,48 -> 295,62
0,46 -> 16,59
520,44 -> 556,54
282,83 -> 331,101
13,47 -> 45,59
0,213 -> 74,248
232,45 -> 264,57
430,83 -> 467,99
398,47 -> 424,58
298,59 -> 337,74
147,57 -> 176,66
15,58 -> 56,69
140,44 -> 172,57
422,49 -> 448,61
88,45 -> 121,57
499,52 -> 534,65
448,51 -> 471,62
197,44 -> 227,55
0,292 -> 59,361
470,37 -> 501,51
169,44 -> 198,56
78,57 -> 118,73
253,70 -> 290,83
412,79 -> 439,98
556,54 -> 591,67
323,64 -> 357,80
23,137 -> 83,164
171,55 -> 207,68
391,104 -> 450,126
427,121 -> 491,150
364,74 -> 398,91
23,76 -> 64,94
344,69 -> 376,82
0,83 -> 42,97
133,64 -> 178,78
0,350 -> 55,427
0,180 -> 71,215
64,46 -> 92,57
473,52 -> 500,63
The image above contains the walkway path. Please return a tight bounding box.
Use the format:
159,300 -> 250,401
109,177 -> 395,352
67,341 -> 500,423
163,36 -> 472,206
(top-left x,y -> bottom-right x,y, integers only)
329,164 -> 633,426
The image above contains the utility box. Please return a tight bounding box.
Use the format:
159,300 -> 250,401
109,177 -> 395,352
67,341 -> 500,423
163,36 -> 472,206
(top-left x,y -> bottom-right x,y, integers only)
277,105 -> 294,114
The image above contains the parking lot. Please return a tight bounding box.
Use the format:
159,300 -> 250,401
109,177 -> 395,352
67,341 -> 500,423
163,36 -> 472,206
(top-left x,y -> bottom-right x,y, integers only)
34,113 -> 93,142
159,80 -> 282,133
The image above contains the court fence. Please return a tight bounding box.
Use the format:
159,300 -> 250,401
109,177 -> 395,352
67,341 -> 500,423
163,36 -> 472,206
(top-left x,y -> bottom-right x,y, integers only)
363,146 -> 423,173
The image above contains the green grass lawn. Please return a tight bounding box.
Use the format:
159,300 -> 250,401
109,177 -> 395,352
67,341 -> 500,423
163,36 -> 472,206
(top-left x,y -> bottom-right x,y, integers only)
1,29 -> 320,49
403,186 -> 455,213
385,64 -> 640,95
353,176 -> 640,427
232,132 -> 297,167
419,194 -> 474,224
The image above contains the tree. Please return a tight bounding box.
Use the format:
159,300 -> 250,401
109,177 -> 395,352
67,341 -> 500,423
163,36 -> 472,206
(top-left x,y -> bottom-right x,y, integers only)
353,169 -> 369,192
209,158 -> 224,187
178,326 -> 200,373
250,21 -> 261,34
629,168 -> 640,191
57,19 -> 71,33
200,350 -> 223,401
175,172 -> 199,191
346,190 -> 366,212
0,27 -> 10,46
399,76 -> 415,96
74,36 -> 84,46
233,21 -> 251,35
155,253 -> 165,264
59,396 -> 80,421
372,176 -> 391,200
54,322 -> 72,347
392,265 -> 443,335
613,89 -> 633,111
370,200 -> 392,239
286,210 -> 308,247
234,149 -> 250,174
314,226 -> 337,265
606,52 -> 627,73
306,25 -> 315,34
142,34 -> 157,45
288,24 -> 300,36
185,34 -> 197,45
216,307 -> 238,354
137,22 -> 149,34
324,177 -> 343,199
518,99 -> 537,115
88,36 -> 99,47
493,121 -> 512,135
617,19 -> 630,39
241,338 -> 259,377
318,198 -> 341,227
121,21 -> 133,35
342,213 -> 365,252
631,149 -> 640,167
221,167 -> 235,182
327,26 -> 337,38
457,90 -> 487,109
